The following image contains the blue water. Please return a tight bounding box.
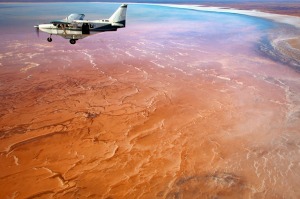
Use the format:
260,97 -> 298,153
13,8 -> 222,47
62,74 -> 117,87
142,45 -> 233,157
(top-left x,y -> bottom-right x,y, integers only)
0,2 -> 274,35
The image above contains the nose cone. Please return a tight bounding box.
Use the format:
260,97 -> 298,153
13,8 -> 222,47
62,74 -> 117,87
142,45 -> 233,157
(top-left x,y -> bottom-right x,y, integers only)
37,24 -> 56,35
38,24 -> 53,29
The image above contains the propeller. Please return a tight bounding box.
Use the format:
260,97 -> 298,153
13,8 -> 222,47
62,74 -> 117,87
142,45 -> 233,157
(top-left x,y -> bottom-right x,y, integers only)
34,25 -> 40,37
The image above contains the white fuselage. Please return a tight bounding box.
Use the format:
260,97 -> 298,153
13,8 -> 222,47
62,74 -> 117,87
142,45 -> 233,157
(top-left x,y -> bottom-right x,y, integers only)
38,20 -> 118,39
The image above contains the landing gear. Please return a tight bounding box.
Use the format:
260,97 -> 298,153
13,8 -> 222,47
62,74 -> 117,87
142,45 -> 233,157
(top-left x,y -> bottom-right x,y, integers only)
70,39 -> 76,45
47,37 -> 52,42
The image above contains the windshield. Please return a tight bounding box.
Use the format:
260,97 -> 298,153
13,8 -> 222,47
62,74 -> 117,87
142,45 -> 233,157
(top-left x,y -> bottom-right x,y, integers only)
65,14 -> 85,22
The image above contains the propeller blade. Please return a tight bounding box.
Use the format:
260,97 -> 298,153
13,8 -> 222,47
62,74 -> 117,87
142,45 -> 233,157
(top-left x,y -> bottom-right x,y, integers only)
34,25 -> 39,38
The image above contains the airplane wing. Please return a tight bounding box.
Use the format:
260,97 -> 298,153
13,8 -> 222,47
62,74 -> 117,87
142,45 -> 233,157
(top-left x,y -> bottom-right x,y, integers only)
73,20 -> 92,23
71,20 -> 124,27
50,20 -> 70,24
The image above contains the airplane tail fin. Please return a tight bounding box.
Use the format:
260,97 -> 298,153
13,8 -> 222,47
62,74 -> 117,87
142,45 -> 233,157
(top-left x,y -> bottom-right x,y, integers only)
109,4 -> 127,27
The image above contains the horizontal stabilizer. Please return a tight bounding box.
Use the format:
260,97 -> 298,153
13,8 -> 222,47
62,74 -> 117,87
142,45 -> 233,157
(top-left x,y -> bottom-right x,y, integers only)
112,22 -> 125,27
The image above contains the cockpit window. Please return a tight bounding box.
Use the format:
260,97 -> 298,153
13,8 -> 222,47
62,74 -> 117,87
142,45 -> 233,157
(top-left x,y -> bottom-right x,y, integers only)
65,14 -> 85,22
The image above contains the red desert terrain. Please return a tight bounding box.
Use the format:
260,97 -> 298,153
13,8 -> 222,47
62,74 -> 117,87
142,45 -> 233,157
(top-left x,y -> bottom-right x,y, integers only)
0,2 -> 300,199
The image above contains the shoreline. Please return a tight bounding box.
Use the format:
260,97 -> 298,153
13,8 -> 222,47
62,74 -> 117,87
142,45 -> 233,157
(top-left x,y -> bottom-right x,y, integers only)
153,4 -> 300,29
154,3 -> 300,69
146,3 -> 300,69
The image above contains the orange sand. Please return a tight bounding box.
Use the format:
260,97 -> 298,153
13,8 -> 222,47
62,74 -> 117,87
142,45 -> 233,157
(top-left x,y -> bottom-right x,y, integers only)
0,24 -> 300,198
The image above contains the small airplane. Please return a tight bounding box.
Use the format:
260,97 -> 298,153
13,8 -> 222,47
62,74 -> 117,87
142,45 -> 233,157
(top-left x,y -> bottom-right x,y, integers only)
34,4 -> 127,44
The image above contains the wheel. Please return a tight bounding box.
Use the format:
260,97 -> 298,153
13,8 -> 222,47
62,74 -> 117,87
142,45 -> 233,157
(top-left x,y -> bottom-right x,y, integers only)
47,37 -> 52,42
70,39 -> 76,44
